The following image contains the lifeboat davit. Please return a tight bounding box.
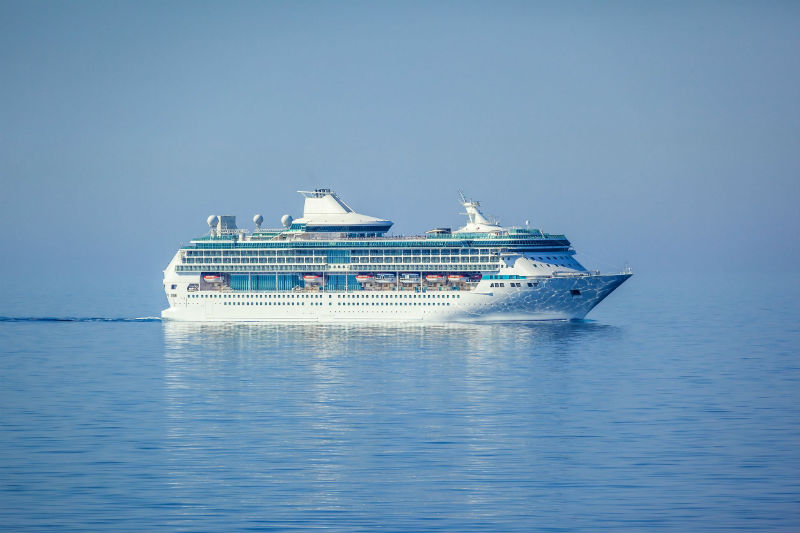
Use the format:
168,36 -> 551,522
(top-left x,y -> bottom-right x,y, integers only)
355,274 -> 373,283
203,274 -> 223,283
447,274 -> 465,282
400,273 -> 420,283
425,274 -> 444,282
374,273 -> 396,283
303,274 -> 321,282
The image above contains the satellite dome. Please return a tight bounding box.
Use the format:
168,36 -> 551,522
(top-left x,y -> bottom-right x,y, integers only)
207,215 -> 219,227
281,214 -> 293,228
253,214 -> 263,226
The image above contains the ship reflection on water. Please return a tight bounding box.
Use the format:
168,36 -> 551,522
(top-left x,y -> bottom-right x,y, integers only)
159,320 -> 621,529
162,320 -> 619,361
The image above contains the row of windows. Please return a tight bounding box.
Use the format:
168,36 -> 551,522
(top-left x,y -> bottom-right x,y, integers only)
352,257 -> 493,264
335,302 -> 450,307
489,282 -> 537,288
194,237 -> 569,249
222,301 -> 303,306
186,248 -> 497,257
532,255 -> 580,268
195,301 -> 452,307
176,264 -> 486,272
336,293 -> 460,299
189,293 -> 322,299
189,293 -> 461,299
181,256 -> 497,265
184,257 -> 323,264
351,249 -> 493,256
181,253 -> 577,266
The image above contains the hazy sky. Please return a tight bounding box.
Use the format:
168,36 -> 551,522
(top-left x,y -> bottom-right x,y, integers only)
1,1 -> 798,303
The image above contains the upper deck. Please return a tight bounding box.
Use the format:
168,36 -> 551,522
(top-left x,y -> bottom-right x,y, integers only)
173,190 -> 575,274
187,228 -> 570,250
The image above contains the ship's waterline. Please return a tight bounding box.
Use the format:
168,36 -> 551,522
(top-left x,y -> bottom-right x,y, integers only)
162,189 -> 631,321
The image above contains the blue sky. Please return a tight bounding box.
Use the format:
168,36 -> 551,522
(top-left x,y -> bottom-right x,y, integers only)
1,1 -> 798,306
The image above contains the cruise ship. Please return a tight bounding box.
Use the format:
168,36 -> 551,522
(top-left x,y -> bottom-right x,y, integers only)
161,189 -> 631,321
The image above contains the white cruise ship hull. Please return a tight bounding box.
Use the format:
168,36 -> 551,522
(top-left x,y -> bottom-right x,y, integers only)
161,273 -> 630,322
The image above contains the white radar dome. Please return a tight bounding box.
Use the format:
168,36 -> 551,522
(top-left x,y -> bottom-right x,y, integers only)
207,215 -> 219,227
281,214 -> 293,228
253,214 -> 263,226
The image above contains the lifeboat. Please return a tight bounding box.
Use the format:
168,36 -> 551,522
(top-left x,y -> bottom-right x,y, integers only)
400,273 -> 420,283
447,274 -> 465,282
374,273 -> 396,283
425,274 -> 444,282
355,274 -> 374,283
303,274 -> 321,282
203,274 -> 223,283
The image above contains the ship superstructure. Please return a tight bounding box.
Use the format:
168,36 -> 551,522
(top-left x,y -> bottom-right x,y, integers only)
161,189 -> 631,321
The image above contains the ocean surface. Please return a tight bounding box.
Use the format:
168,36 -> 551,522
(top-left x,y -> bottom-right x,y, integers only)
1,273 -> 799,532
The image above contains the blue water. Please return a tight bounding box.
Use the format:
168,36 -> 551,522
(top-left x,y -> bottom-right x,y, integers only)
1,273 -> 799,531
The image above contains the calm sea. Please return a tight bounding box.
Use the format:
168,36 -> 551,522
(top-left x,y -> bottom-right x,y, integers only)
1,273 -> 799,532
